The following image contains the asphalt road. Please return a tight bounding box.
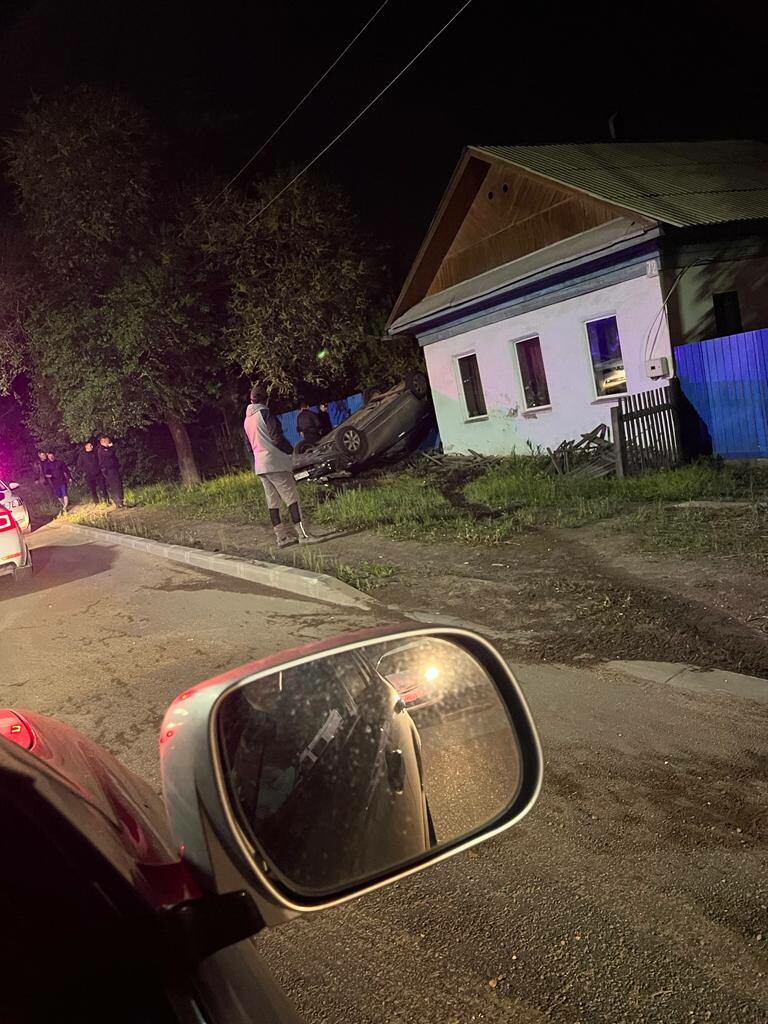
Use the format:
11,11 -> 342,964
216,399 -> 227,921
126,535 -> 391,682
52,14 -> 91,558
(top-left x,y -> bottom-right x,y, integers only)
2,527 -> 767,1023
0,526 -> 383,788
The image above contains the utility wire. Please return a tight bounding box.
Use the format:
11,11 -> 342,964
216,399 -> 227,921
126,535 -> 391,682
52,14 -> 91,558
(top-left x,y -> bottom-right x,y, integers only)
245,0 -> 475,227
192,0 -> 392,222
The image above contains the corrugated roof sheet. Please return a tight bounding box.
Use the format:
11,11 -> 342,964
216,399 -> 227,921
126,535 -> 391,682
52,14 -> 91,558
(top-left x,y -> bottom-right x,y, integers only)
472,141 -> 768,228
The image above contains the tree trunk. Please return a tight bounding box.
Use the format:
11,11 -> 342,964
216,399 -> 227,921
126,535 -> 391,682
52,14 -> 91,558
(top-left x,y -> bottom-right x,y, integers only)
165,412 -> 201,485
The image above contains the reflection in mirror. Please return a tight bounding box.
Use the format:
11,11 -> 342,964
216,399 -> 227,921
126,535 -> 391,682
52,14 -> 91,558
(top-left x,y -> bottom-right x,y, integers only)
216,636 -> 521,897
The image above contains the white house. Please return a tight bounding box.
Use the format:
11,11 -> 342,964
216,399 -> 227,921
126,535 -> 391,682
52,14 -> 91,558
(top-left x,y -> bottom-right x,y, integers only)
387,141 -> 768,455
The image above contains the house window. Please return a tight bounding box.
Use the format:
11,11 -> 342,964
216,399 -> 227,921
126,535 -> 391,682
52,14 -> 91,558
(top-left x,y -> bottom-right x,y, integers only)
515,337 -> 550,409
457,353 -> 487,419
713,291 -> 742,336
586,315 -> 627,397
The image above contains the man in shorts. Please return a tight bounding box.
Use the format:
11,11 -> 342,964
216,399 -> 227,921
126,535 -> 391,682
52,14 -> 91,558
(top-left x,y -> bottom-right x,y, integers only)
45,452 -> 71,513
244,384 -> 320,548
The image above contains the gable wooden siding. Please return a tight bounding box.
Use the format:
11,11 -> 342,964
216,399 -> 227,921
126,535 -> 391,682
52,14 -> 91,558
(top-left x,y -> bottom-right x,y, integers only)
392,155 -> 491,323
426,162 -> 621,296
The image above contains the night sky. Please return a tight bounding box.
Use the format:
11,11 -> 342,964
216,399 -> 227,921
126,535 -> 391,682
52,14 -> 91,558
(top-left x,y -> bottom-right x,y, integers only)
0,0 -> 763,274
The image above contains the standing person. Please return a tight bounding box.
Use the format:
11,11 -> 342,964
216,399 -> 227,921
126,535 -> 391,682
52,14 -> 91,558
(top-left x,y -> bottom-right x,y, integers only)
296,401 -> 322,446
45,452 -> 71,513
76,440 -> 108,503
97,435 -> 124,508
33,450 -> 51,492
316,403 -> 333,437
244,384 -> 320,548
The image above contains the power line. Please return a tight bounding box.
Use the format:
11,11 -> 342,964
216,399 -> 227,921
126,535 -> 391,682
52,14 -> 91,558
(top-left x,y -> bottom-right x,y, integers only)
245,0 -> 475,227
192,0 -> 392,222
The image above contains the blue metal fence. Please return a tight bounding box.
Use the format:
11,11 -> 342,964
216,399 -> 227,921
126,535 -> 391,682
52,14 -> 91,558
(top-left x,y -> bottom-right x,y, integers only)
675,329 -> 768,459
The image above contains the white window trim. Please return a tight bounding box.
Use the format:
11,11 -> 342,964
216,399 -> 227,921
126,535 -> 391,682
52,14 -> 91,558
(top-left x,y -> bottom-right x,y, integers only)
582,312 -> 628,400
512,333 -> 552,412
453,351 -> 489,422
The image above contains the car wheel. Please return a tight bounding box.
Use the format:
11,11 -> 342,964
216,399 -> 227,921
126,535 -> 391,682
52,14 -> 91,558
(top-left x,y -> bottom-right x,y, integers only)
405,370 -> 429,399
294,440 -> 315,455
335,426 -> 369,460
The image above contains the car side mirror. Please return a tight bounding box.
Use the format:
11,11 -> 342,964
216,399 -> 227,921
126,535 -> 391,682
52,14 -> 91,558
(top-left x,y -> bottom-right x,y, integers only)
160,626 -> 542,925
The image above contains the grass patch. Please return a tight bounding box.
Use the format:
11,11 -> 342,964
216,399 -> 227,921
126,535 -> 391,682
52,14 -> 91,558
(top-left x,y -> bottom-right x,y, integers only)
627,502 -> 768,569
60,458 -> 768,560
292,548 -> 396,592
67,472 -> 316,525
313,473 -> 452,533
465,457 -> 768,527
125,473 -> 274,520
335,560 -> 396,591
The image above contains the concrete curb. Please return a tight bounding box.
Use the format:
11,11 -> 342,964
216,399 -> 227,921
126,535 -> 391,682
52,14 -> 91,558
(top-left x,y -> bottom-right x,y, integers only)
52,521 -> 374,610
608,659 -> 768,703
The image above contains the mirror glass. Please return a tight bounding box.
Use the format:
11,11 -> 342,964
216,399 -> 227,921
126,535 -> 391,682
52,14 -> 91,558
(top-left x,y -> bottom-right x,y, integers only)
216,635 -> 521,897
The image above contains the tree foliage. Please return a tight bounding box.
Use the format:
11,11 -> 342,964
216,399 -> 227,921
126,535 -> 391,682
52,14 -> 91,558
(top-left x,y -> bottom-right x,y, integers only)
198,173 -> 414,401
0,225 -> 36,395
6,88 -> 153,284
4,87 -> 222,480
2,87 -> 413,482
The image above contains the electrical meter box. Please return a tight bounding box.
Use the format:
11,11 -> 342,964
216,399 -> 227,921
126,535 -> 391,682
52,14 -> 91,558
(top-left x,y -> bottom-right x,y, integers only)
646,357 -> 669,379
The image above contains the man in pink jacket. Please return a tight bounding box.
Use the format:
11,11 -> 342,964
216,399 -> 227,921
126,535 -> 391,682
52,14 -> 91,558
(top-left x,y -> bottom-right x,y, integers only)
244,384 -> 320,548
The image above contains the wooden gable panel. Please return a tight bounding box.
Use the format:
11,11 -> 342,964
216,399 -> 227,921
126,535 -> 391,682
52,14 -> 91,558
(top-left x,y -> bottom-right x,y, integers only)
426,162 -> 621,297
389,155 -> 491,324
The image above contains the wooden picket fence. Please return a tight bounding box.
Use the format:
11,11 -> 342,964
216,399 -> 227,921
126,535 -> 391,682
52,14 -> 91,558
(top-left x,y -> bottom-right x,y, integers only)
610,379 -> 682,476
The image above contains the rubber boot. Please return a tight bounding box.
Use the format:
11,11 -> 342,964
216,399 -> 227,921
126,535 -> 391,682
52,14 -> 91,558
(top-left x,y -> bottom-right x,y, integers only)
275,523 -> 298,549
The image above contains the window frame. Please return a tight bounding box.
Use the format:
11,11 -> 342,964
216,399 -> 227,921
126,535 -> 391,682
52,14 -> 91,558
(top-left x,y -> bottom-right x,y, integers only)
583,312 -> 627,400
454,351 -> 488,422
712,290 -> 743,337
512,334 -> 551,412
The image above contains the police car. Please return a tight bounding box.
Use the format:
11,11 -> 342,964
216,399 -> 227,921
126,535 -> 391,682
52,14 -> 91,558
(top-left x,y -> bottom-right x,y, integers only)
0,481 -> 32,583
0,478 -> 31,533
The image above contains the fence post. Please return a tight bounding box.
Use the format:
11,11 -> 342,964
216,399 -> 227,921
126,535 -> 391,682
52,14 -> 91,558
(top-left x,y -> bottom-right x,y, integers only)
667,377 -> 685,463
610,404 -> 626,477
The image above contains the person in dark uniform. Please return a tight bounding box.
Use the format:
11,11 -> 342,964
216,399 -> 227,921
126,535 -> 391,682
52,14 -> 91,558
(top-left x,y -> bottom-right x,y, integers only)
296,402 -> 322,446
76,440 -> 108,503
97,435 -> 124,508
45,452 -> 71,512
316,403 -> 333,437
33,450 -> 51,492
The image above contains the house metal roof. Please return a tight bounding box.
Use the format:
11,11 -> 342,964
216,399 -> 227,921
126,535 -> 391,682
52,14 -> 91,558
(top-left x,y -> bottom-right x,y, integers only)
472,141 -> 768,228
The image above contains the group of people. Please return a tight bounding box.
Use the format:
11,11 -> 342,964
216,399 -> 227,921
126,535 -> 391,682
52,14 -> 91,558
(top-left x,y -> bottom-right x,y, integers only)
296,402 -> 333,447
34,436 -> 124,513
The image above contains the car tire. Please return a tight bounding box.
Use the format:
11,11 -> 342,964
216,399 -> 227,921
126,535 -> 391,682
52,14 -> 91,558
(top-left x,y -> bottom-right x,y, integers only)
335,426 -> 369,460
294,440 -> 315,455
405,370 -> 429,399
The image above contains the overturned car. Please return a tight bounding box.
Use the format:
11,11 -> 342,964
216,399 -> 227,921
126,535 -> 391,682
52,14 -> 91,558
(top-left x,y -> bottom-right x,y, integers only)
293,371 -> 435,481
